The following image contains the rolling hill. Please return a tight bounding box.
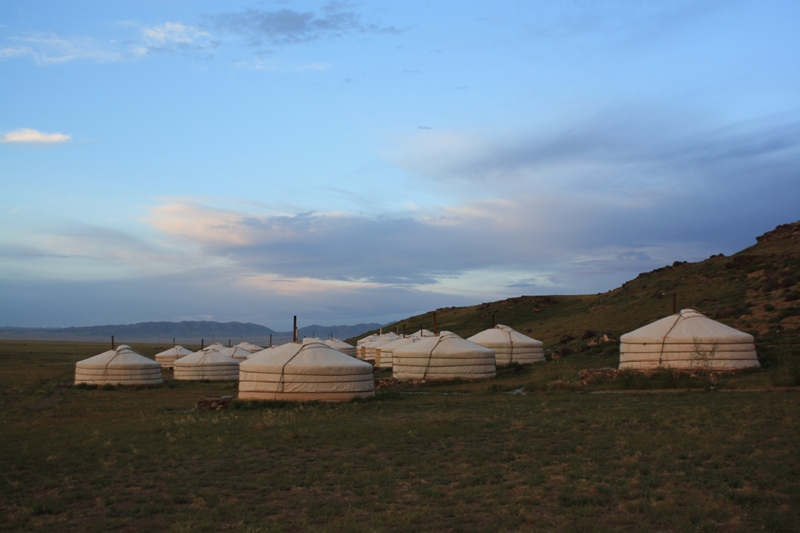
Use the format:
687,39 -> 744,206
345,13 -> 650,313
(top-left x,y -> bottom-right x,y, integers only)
351,221 -> 800,370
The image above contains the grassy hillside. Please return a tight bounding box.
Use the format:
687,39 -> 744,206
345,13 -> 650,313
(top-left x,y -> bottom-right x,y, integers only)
351,222 -> 800,386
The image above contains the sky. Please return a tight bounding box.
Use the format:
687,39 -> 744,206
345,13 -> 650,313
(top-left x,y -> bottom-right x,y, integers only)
1,0 -> 799,330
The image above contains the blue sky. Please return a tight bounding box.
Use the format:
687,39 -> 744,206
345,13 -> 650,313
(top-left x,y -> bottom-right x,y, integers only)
1,0 -> 799,329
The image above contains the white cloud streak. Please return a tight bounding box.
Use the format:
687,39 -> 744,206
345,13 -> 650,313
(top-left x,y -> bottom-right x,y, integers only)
1,128 -> 71,144
1,22 -> 215,65
132,22 -> 216,57
0,33 -> 124,65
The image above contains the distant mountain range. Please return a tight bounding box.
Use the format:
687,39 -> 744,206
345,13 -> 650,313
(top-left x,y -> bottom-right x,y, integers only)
0,320 -> 382,344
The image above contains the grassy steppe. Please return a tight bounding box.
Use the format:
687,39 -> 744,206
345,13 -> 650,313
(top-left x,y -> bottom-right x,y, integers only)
1,341 -> 799,532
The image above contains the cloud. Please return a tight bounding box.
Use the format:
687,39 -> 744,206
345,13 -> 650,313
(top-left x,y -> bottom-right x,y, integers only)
143,193 -> 700,299
387,109 -> 800,199
0,269 -> 469,328
148,199 -> 545,286
137,108 -> 800,302
1,5 -> 395,67
1,128 -> 71,144
142,22 -> 209,46
1,23 -> 216,65
131,22 -> 216,57
0,221 -> 216,281
212,3 -> 403,46
0,32 -> 125,65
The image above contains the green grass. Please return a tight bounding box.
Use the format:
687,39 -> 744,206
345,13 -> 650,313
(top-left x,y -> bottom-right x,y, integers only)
1,341 -> 799,532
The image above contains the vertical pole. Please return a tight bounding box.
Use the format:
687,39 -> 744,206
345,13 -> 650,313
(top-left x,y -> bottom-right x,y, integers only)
293,316 -> 298,343
201,338 -> 204,350
403,323 -> 406,337
673,293 -> 677,314
173,337 -> 175,347
111,336 -> 115,350
228,339 -> 231,348
269,334 -> 272,348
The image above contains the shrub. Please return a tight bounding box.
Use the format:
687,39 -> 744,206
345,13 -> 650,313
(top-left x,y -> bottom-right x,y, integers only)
758,345 -> 778,368
763,280 -> 780,292
780,306 -> 800,318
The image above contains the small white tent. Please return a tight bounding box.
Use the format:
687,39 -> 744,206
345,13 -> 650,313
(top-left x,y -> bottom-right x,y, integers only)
410,329 -> 435,338
619,309 -> 760,371
355,334 -> 378,359
75,345 -> 163,386
247,346 -> 277,359
236,341 -> 264,352
324,338 -> 356,357
467,325 -> 545,365
239,340 -> 375,402
392,332 -> 496,380
374,336 -> 420,368
173,347 -> 240,381
218,346 -> 253,362
155,345 -> 194,369
363,333 -> 400,363
203,343 -> 225,352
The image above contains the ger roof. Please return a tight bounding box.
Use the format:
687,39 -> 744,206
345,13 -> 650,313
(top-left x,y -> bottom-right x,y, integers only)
467,324 -> 543,348
155,345 -> 193,357
174,348 -> 240,367
621,309 -> 754,345
393,331 -> 495,358
242,340 -> 373,376
77,345 -> 160,369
